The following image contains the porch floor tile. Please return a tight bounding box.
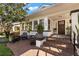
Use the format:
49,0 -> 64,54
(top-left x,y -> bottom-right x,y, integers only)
7,37 -> 73,56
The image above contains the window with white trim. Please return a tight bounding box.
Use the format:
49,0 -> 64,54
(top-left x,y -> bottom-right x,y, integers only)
34,20 -> 38,30
39,19 -> 44,26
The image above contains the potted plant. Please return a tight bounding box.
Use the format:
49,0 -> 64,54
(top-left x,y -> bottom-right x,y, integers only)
36,24 -> 44,40
36,24 -> 45,47
37,24 -> 44,34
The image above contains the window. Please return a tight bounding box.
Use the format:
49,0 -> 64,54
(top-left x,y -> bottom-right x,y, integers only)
29,22 -> 32,30
48,19 -> 50,30
15,26 -> 20,32
21,22 -> 27,31
22,23 -> 24,31
69,20 -> 71,24
39,19 -> 44,26
34,21 -> 38,30
24,23 -> 27,31
29,22 -> 32,27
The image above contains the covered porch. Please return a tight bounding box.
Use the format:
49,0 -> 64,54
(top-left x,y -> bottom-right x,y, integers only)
27,11 -> 71,37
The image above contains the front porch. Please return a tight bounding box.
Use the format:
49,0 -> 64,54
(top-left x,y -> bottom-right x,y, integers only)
27,10 -> 71,37
7,36 -> 73,56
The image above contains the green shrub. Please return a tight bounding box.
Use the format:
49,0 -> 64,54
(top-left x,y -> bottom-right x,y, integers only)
0,32 -> 4,35
37,24 -> 44,33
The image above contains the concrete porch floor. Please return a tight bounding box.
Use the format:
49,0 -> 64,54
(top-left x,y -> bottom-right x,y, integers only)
7,37 -> 73,56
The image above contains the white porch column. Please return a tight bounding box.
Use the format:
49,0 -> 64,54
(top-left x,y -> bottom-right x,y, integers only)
20,23 -> 22,35
24,23 -> 25,30
38,19 -> 40,24
44,17 -> 48,30
12,26 -> 15,32
32,21 -> 34,30
71,12 -> 79,44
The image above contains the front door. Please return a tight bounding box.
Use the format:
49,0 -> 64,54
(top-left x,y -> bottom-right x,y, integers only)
58,20 -> 65,35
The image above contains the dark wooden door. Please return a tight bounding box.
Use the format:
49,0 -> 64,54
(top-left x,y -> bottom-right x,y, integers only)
58,20 -> 65,35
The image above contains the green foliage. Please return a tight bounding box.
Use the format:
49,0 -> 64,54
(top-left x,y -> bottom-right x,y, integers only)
0,3 -> 27,41
37,24 -> 44,33
27,22 -> 32,32
0,4 -> 26,30
0,3 -> 26,23
0,32 -> 4,35
28,26 -> 32,33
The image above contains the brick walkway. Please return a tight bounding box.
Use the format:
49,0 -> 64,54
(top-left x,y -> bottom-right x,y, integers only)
7,37 -> 73,56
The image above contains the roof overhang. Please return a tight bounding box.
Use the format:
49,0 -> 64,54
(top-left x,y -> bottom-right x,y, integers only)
25,3 -> 79,20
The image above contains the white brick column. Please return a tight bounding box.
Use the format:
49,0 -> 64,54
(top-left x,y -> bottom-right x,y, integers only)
71,12 -> 79,44
44,17 -> 48,30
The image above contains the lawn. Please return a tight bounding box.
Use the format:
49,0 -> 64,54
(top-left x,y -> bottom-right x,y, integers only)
0,44 -> 13,56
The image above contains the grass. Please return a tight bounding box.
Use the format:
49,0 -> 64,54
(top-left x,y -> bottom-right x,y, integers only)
0,44 -> 13,56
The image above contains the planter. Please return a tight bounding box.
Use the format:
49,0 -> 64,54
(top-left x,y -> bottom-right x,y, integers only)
36,38 -> 46,47
9,36 -> 12,42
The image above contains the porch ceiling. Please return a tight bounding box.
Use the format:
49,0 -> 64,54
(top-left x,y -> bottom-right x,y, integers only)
48,12 -> 70,21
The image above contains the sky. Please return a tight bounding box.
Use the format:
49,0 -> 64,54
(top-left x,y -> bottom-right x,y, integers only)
23,3 -> 54,14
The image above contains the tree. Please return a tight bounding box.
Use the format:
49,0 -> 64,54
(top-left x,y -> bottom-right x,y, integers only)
0,3 -> 27,40
0,4 -> 5,33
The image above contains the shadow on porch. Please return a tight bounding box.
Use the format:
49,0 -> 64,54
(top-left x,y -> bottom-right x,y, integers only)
7,36 -> 73,56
